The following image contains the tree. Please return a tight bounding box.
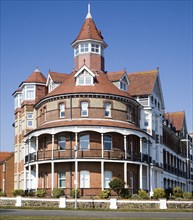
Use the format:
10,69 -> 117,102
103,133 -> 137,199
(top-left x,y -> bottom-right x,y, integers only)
109,178 -> 125,198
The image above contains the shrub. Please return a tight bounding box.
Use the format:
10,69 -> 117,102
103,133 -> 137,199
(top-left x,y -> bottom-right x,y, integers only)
109,178 -> 125,198
0,189 -> 6,197
70,188 -> 80,198
173,187 -> 183,198
99,190 -> 111,199
27,191 -> 35,197
52,188 -> 65,198
120,188 -> 131,199
138,190 -> 149,199
35,189 -> 46,197
165,188 -> 173,198
153,188 -> 165,199
13,189 -> 25,197
183,192 -> 192,200
130,194 -> 140,200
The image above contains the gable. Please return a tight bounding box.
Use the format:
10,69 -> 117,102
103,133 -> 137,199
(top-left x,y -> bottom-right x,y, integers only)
74,65 -> 95,85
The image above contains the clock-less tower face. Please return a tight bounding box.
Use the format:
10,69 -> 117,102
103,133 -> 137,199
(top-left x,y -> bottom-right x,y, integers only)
71,5 -> 107,72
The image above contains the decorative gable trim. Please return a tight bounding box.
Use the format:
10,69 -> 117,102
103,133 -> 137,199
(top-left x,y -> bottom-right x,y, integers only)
74,65 -> 95,78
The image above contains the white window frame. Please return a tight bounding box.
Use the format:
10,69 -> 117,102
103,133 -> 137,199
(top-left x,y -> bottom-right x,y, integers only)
91,43 -> 100,53
27,113 -> 33,127
26,85 -> 35,100
81,101 -> 88,116
80,43 -> 89,53
80,170 -> 90,188
79,134 -> 90,150
77,73 -> 93,85
58,135 -> 66,150
104,135 -> 112,151
59,103 -> 65,118
104,171 -> 112,188
104,102 -> 111,117
58,171 -> 66,188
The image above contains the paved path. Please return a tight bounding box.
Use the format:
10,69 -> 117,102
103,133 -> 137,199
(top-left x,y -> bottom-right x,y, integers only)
1,209 -> 193,219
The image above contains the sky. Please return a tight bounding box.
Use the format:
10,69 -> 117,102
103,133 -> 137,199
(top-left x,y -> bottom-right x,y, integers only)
0,0 -> 192,152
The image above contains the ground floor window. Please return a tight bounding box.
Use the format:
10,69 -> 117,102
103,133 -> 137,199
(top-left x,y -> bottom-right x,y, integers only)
80,170 -> 90,188
104,171 -> 112,188
58,171 -> 66,188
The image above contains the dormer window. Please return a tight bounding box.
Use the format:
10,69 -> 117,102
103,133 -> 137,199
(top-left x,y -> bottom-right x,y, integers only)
120,81 -> 127,91
119,75 -> 128,91
76,70 -> 94,85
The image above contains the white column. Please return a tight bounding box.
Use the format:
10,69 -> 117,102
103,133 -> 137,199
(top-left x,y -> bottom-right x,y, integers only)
139,164 -> 143,189
101,160 -> 104,190
51,162 -> 54,191
124,135 -> 127,159
52,134 -> 54,160
29,165 -> 31,190
140,138 -> 143,161
150,166 -> 153,196
147,166 -> 150,191
36,163 -> 39,189
36,137 -> 38,160
24,142 -> 26,164
101,134 -> 104,158
124,162 -> 127,186
24,166 -> 26,190
28,138 -> 31,163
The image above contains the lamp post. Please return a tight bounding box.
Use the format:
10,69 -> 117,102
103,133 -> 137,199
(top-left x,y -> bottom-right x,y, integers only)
74,145 -> 78,209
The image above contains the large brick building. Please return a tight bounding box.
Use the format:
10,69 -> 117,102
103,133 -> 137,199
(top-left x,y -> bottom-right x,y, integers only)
0,152 -> 14,196
13,5 -> 193,196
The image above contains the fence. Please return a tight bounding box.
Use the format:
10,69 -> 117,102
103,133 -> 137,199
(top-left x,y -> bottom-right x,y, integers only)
0,197 -> 193,210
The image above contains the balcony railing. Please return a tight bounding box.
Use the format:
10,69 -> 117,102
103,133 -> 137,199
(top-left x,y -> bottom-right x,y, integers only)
25,149 -> 153,164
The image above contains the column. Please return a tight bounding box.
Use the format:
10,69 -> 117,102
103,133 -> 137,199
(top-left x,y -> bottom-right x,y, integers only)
124,135 -> 127,159
101,133 -> 104,158
51,162 -> 54,191
36,163 -> 39,189
124,162 -> 127,186
36,137 -> 38,160
24,166 -> 26,191
29,165 -> 31,190
139,164 -> 143,189
150,167 -> 153,196
52,134 -> 54,160
147,165 -> 150,192
28,138 -> 31,163
101,160 -> 104,190
24,142 -> 26,164
140,138 -> 143,161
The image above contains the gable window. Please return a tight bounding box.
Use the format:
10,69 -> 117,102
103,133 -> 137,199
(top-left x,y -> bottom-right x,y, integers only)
59,103 -> 65,118
77,72 -> 93,85
104,135 -> 112,151
80,134 -> 89,150
81,101 -> 88,116
104,102 -> 111,117
58,171 -> 66,188
27,113 -> 33,127
80,43 -> 89,53
80,170 -> 90,188
58,136 -> 66,150
26,85 -> 35,100
91,43 -> 99,53
120,81 -> 127,91
104,171 -> 112,188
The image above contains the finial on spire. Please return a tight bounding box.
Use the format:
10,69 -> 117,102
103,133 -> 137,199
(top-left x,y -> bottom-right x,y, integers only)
34,67 -> 40,72
86,3 -> 92,19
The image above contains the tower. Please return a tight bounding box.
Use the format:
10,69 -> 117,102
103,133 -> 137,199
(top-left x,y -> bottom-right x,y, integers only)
71,4 -> 108,71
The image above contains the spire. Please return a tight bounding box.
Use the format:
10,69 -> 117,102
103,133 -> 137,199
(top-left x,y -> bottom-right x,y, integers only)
86,3 -> 92,19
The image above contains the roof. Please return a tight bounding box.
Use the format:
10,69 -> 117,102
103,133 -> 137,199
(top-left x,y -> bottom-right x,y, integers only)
107,70 -> 126,81
23,70 -> 47,84
0,152 -> 13,163
165,111 -> 185,131
127,70 -> 158,96
45,70 -> 131,99
49,72 -> 69,83
71,16 -> 106,46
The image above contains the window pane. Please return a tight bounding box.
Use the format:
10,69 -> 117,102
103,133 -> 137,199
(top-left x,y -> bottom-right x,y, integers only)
104,171 -> 112,188
81,102 -> 88,116
59,103 -> 65,118
104,135 -> 112,150
80,171 -> 89,188
80,134 -> 89,150
59,136 -> 66,150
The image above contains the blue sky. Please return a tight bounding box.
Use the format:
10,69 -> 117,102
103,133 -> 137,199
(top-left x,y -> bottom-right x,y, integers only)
1,0 -> 192,152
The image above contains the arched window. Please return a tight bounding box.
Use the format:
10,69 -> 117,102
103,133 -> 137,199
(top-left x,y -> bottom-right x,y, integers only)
104,102 -> 111,117
79,134 -> 90,150
81,101 -> 88,116
59,103 -> 65,118
80,170 -> 90,188
58,135 -> 66,150
104,171 -> 112,188
104,135 -> 112,151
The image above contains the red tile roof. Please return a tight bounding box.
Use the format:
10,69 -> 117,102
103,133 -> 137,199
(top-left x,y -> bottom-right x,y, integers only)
0,152 -> 13,163
23,71 -> 47,84
38,119 -> 140,131
127,70 -> 158,96
71,17 -> 106,45
165,111 -> 185,131
49,72 -> 69,83
46,70 -> 131,99
107,70 -> 126,81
